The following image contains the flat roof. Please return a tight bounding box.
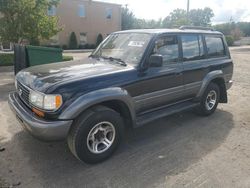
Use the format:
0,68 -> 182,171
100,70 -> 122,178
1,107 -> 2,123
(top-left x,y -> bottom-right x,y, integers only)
92,0 -> 121,6
114,28 -> 222,35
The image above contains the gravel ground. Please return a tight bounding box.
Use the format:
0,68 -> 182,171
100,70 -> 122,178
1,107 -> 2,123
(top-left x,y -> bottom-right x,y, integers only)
0,47 -> 250,188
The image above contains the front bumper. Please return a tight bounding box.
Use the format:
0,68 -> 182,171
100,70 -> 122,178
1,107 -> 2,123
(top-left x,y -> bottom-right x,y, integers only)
8,92 -> 73,141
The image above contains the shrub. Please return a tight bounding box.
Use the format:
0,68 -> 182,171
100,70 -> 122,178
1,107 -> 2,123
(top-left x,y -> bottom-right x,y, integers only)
87,44 -> 96,49
42,45 -> 61,49
225,35 -> 234,46
96,33 -> 103,46
78,44 -> 96,49
69,32 -> 78,49
78,44 -> 87,49
0,53 -> 14,66
62,55 -> 73,61
62,44 -> 68,50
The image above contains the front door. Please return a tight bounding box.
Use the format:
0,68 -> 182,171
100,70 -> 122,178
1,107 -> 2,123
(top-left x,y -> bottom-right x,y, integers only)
125,34 -> 184,113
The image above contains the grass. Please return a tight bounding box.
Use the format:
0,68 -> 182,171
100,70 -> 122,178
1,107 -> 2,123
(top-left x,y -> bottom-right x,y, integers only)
62,55 -> 74,61
0,54 -> 73,66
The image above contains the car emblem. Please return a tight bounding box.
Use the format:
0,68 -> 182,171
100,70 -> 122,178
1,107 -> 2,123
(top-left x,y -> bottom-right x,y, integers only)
19,89 -> 22,96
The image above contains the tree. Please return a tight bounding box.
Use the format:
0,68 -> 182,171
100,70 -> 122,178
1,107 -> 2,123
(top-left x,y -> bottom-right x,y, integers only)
189,7 -> 214,26
69,32 -> 78,49
0,0 -> 61,45
162,9 -> 189,28
133,18 -> 163,29
96,33 -> 103,46
162,7 -> 214,28
214,22 -> 250,37
230,27 -> 243,40
121,6 -> 136,30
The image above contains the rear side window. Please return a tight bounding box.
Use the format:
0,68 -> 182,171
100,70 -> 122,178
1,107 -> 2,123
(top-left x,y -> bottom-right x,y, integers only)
205,36 -> 225,57
181,35 -> 205,61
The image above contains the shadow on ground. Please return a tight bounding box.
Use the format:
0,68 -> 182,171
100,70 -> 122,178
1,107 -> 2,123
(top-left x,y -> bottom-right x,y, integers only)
0,108 -> 234,188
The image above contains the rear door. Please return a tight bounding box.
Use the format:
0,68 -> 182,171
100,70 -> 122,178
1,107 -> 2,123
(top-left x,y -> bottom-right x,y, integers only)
180,34 -> 208,98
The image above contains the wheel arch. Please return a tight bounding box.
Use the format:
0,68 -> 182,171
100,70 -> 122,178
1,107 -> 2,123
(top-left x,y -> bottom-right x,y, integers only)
197,70 -> 227,103
99,100 -> 134,129
211,77 -> 227,103
59,87 -> 136,127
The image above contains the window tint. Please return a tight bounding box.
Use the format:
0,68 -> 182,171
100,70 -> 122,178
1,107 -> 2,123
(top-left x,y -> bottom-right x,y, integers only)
154,35 -> 179,64
205,36 -> 225,57
78,5 -> 86,17
182,35 -> 204,61
106,8 -> 112,19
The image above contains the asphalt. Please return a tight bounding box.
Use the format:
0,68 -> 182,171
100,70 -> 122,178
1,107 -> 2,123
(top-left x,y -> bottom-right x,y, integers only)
0,47 -> 250,188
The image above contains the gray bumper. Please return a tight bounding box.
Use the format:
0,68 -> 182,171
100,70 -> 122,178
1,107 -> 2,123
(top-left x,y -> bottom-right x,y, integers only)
8,92 -> 73,141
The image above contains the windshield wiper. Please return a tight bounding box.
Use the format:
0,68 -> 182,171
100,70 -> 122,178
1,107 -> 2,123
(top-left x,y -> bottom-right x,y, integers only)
89,54 -> 127,66
103,56 -> 127,66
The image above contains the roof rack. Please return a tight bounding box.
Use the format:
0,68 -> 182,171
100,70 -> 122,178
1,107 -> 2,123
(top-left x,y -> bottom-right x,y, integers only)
179,25 -> 214,31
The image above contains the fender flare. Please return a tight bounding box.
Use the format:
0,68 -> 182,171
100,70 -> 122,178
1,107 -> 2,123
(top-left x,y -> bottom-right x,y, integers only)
196,70 -> 225,98
59,87 -> 136,123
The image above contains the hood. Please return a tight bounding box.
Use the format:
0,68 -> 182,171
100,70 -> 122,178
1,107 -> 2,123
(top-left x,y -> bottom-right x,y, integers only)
16,57 -> 135,93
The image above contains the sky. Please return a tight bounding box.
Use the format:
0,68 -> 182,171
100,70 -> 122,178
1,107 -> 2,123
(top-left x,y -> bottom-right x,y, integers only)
99,0 -> 250,24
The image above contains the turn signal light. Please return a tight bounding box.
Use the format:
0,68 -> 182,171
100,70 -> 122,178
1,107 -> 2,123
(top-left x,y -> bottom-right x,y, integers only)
32,108 -> 45,117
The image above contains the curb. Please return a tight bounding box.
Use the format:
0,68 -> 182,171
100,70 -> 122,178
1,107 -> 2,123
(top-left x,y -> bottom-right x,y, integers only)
63,49 -> 93,53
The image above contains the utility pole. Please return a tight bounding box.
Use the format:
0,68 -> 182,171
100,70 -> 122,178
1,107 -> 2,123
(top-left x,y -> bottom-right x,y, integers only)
187,0 -> 190,23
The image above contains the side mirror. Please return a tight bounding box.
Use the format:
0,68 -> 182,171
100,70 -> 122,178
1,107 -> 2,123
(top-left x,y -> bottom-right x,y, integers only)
149,54 -> 163,67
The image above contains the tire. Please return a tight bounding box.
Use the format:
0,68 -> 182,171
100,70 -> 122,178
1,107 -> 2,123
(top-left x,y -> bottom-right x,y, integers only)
195,82 -> 220,116
67,105 -> 124,164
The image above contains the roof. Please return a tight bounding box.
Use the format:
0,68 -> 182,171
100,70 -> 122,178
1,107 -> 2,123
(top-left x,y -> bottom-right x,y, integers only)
114,28 -> 222,35
92,0 -> 121,7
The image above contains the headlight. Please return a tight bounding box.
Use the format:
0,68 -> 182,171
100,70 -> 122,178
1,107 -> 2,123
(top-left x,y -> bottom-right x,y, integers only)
30,90 -> 44,108
29,90 -> 62,111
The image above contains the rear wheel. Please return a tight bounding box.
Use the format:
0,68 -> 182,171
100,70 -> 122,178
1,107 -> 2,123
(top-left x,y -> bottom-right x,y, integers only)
67,106 -> 124,164
195,82 -> 220,116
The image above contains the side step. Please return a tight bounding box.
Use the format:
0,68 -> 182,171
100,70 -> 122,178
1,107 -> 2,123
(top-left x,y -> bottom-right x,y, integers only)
136,101 -> 199,127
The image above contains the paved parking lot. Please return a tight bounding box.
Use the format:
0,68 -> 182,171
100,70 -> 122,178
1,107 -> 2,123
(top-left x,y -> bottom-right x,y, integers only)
0,47 -> 250,188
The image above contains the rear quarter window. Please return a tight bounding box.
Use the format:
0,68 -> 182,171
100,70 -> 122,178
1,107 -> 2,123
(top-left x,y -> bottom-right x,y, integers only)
205,36 -> 225,58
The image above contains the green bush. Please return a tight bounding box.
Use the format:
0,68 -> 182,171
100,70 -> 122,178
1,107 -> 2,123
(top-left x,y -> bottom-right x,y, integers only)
96,33 -> 103,46
225,35 -> 234,46
0,53 -> 14,66
62,55 -> 73,61
62,44 -> 68,50
43,45 -> 62,49
69,32 -> 78,49
79,43 -> 96,49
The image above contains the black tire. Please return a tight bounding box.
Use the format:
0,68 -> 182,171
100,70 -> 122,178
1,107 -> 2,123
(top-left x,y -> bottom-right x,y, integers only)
67,105 -> 124,164
195,82 -> 220,116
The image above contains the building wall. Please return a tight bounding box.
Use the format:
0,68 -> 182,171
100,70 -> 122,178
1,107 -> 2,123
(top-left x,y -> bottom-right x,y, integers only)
54,0 -> 121,46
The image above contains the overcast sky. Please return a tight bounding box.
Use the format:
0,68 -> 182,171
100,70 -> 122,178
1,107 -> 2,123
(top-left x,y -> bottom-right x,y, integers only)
100,0 -> 250,24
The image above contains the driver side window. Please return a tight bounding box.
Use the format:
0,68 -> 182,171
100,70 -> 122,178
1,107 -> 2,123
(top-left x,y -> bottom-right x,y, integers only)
153,35 -> 179,65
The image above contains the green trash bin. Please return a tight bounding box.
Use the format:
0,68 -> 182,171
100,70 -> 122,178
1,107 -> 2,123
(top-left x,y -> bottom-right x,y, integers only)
26,45 -> 63,66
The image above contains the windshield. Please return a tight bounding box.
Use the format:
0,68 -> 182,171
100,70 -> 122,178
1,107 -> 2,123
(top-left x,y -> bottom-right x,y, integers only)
91,33 -> 152,65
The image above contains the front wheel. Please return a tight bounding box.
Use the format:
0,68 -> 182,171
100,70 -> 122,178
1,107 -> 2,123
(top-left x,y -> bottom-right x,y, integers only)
195,82 -> 220,116
67,106 -> 124,164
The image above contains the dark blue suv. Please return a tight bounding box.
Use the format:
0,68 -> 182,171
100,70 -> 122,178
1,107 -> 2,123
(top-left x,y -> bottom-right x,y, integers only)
9,26 -> 233,163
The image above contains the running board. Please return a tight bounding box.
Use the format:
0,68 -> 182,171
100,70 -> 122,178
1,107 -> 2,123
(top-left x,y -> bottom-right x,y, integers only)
136,101 -> 199,127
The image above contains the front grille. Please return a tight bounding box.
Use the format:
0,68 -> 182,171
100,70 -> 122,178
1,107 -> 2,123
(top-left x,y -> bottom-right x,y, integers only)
17,81 -> 30,107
